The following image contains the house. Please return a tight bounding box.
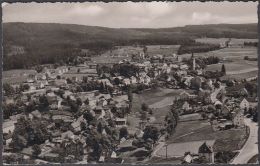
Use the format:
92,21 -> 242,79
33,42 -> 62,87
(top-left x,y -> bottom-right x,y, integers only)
30,110 -> 42,119
239,88 -> 249,97
182,101 -> 191,111
179,91 -> 196,100
46,92 -> 57,104
198,142 -> 214,163
111,151 -> 117,158
210,120 -> 218,131
240,98 -> 249,112
135,130 -> 144,138
180,64 -> 189,70
143,75 -> 151,85
176,70 -> 187,77
99,79 -> 113,87
232,109 -> 244,127
35,73 -> 47,81
183,76 -> 193,87
56,66 -> 69,75
117,139 -> 135,152
183,153 -> 193,163
130,76 -> 137,84
115,118 -> 127,127
71,115 -> 85,133
55,79 -> 67,87
221,106 -> 230,117
35,82 -> 45,89
122,78 -> 131,85
51,111 -> 74,123
93,106 -> 103,115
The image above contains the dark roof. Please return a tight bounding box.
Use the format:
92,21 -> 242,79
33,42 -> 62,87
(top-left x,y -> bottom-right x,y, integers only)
198,142 -> 213,153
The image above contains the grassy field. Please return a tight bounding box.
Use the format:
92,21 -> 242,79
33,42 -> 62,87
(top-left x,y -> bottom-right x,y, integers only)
131,88 -> 186,128
206,62 -> 257,74
157,140 -> 215,157
166,120 -> 247,152
195,38 -> 258,45
167,120 -> 211,143
146,45 -> 180,56
186,40 -> 258,80
221,70 -> 258,80
138,88 -> 189,107
3,69 -> 37,84
247,154 -> 258,163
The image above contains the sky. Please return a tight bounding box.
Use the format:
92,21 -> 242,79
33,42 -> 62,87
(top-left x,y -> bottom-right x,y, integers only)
3,2 -> 258,28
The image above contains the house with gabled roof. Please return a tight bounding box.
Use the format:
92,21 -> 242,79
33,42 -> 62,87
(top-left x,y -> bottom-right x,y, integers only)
240,98 -> 249,112
198,142 -> 214,163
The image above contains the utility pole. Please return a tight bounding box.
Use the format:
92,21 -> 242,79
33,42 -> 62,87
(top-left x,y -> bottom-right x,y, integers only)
165,143 -> 168,159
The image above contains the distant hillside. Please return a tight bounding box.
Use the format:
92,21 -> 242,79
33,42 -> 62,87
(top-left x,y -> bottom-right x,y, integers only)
3,22 -> 257,70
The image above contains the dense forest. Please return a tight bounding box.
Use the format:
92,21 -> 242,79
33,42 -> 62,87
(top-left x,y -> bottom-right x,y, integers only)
3,22 -> 257,70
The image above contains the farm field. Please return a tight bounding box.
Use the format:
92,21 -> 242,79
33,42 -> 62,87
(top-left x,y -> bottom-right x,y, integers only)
155,119 -> 248,158
165,119 -> 247,152
181,46 -> 257,60
146,45 -> 180,56
206,62 -> 257,75
185,38 -> 258,80
195,38 -> 258,45
91,55 -> 131,64
3,69 -> 37,84
157,140 -> 215,157
93,45 -> 180,64
131,88 -> 187,127
138,88 -> 192,107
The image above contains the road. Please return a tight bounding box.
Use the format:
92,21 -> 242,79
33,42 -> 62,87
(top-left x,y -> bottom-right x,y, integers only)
231,117 -> 258,164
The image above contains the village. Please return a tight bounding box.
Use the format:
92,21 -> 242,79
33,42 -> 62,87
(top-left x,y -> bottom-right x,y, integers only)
2,39 -> 258,164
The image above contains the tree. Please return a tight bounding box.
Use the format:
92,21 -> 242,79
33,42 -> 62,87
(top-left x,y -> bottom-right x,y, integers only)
76,98 -> 82,106
3,83 -> 15,96
191,77 -> 202,90
83,111 -> 94,123
114,78 -> 120,85
84,98 -> 89,105
119,127 -> 128,139
221,64 -> 226,75
143,126 -> 159,143
127,87 -> 133,102
140,111 -> 147,121
141,103 -> 149,112
244,56 -> 249,60
245,82 -> 256,96
39,95 -> 49,111
32,144 -> 42,157
253,111 -> 258,122
35,66 -> 44,73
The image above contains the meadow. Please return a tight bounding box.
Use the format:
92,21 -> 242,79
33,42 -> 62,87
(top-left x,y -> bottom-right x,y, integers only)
3,69 -> 37,84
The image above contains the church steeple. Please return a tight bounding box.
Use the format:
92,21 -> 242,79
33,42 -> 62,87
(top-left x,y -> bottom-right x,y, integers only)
192,53 -> 196,71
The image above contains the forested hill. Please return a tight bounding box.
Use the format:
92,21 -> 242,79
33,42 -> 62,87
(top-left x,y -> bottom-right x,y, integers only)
3,22 -> 257,70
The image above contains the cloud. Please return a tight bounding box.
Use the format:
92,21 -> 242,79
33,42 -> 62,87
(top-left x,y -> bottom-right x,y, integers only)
3,2 -> 258,28
191,12 -> 216,24
70,4 -> 104,16
145,2 -> 173,18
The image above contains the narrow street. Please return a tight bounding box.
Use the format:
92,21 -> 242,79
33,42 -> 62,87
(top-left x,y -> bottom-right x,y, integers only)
231,117 -> 258,164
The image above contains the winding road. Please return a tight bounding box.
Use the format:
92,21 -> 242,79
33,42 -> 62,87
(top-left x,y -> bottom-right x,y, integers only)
231,118 -> 258,164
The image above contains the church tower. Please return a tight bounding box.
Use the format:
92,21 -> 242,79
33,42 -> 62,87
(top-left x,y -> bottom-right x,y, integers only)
193,56 -> 196,71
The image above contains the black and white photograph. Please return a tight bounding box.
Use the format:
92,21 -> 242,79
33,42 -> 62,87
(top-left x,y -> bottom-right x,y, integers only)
2,1 -> 259,165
